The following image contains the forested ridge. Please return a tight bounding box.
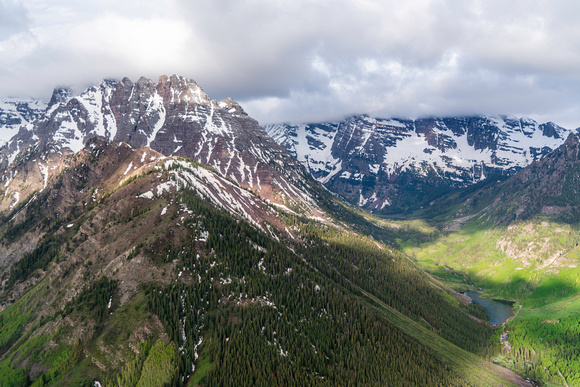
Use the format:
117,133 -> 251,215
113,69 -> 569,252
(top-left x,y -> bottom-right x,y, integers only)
131,189 -> 494,385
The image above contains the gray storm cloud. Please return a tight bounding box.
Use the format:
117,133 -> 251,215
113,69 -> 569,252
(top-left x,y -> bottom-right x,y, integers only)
0,0 -> 579,128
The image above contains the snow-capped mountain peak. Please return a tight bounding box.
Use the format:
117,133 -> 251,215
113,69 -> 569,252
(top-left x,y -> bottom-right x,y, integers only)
0,75 -> 324,220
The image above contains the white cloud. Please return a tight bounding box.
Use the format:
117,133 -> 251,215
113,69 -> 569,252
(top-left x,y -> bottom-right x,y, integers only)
1,0 -> 580,128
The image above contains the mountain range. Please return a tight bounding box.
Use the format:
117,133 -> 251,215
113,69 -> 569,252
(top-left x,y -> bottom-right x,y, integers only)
266,115 -> 572,213
1,75 -> 575,386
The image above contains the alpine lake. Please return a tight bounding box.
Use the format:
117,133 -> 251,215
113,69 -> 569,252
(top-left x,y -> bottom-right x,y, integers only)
463,291 -> 514,324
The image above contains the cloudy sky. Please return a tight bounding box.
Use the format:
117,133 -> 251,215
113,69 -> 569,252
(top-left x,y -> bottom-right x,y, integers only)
1,0 -> 580,127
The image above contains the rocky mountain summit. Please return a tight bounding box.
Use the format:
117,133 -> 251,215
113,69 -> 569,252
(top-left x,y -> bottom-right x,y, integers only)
0,75 -> 321,217
266,115 -> 571,213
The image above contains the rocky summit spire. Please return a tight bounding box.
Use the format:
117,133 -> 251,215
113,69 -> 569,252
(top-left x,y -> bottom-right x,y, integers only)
157,74 -> 210,106
47,87 -> 72,108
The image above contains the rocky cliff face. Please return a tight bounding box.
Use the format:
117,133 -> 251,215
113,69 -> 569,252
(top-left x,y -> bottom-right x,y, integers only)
0,75 -> 321,217
266,115 -> 570,213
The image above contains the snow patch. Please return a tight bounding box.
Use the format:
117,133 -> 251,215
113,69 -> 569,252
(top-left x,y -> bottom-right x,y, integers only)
123,162 -> 133,175
138,191 -> 154,199
146,94 -> 166,147
38,163 -> 49,189
9,192 -> 19,209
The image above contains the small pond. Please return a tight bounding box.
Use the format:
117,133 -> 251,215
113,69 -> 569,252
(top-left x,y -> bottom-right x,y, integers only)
463,291 -> 514,324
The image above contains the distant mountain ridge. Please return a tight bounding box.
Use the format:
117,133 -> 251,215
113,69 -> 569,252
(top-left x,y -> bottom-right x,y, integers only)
444,131 -> 580,225
266,115 -> 571,213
